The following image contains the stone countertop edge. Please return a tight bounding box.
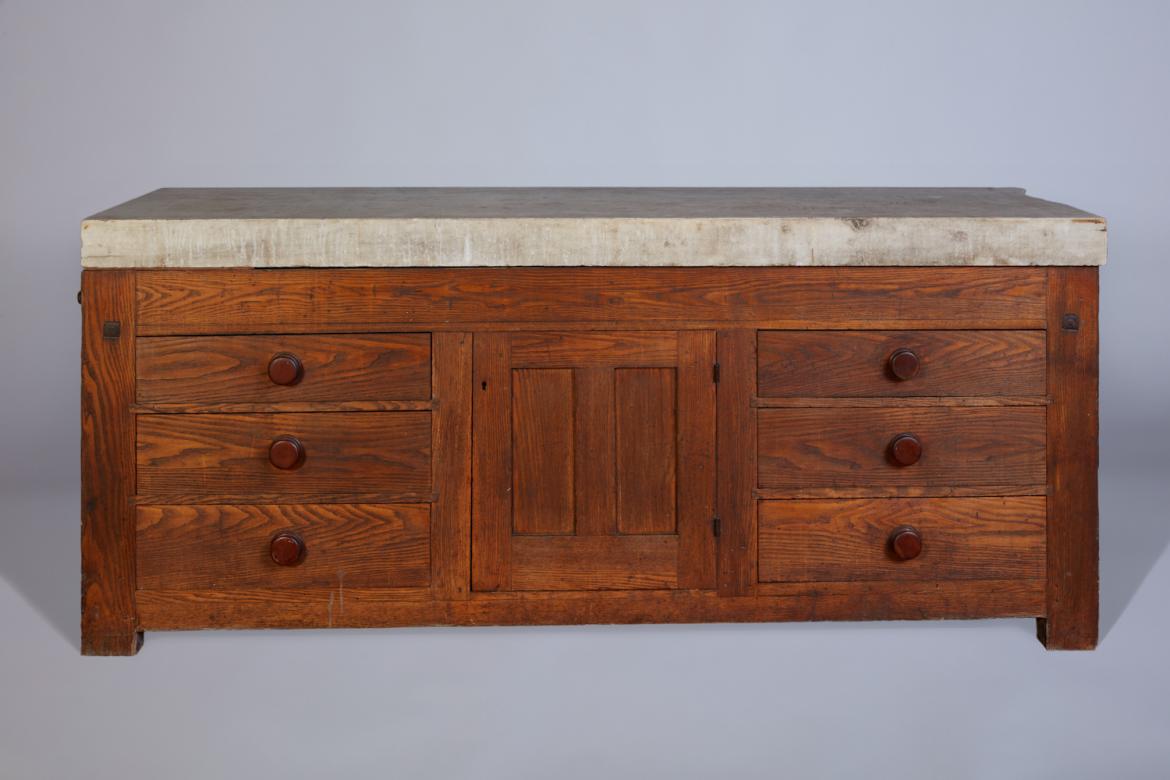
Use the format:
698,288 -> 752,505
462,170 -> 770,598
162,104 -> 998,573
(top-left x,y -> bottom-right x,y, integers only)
79,188 -> 1107,269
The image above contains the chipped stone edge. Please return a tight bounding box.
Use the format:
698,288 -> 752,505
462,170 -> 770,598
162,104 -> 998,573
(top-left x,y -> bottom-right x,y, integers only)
80,216 -> 1107,268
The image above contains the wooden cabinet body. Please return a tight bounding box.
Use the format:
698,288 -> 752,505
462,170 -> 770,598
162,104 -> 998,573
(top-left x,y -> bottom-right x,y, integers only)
81,265 -> 1099,654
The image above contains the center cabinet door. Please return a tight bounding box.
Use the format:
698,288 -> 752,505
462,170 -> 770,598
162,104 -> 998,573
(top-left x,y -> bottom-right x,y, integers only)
472,331 -> 717,592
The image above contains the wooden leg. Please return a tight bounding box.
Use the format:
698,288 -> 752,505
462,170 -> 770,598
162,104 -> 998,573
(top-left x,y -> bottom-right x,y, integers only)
81,270 -> 141,655
1038,268 -> 1099,650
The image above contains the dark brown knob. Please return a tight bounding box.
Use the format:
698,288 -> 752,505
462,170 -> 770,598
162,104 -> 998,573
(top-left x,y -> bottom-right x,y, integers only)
889,525 -> 923,560
267,353 -> 304,386
888,433 -> 922,467
268,436 -> 305,470
888,348 -> 920,381
270,532 -> 305,566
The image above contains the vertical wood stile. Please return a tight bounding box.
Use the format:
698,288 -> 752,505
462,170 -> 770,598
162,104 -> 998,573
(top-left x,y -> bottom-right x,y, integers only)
471,334 -> 512,591
432,333 -> 472,599
677,331 -> 717,589
1039,268 -> 1099,649
81,270 -> 141,655
716,330 -> 757,596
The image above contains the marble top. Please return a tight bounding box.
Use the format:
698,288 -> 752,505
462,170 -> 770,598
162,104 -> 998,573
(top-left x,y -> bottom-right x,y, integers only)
81,188 -> 1106,268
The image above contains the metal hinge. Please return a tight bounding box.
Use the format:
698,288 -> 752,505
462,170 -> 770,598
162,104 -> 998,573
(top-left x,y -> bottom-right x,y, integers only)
713,515 -> 721,537
713,362 -> 721,383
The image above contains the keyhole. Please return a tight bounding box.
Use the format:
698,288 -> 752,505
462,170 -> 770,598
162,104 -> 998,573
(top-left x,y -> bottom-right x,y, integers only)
481,380 -> 488,391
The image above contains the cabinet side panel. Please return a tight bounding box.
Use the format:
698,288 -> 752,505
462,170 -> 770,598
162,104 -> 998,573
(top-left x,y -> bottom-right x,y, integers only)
1039,267 -> 1099,649
81,270 -> 141,655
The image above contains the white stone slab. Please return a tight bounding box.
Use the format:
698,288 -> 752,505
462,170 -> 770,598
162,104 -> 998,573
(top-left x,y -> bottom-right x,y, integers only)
81,188 -> 1106,268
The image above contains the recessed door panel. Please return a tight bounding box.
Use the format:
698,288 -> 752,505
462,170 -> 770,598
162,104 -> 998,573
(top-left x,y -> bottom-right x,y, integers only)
472,331 -> 715,592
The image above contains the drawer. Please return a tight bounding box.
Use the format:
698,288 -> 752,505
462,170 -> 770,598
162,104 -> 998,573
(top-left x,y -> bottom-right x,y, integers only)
137,334 -> 431,403
136,411 -> 432,501
758,497 -> 1046,582
757,330 -> 1045,397
137,503 -> 430,589
757,407 -> 1045,490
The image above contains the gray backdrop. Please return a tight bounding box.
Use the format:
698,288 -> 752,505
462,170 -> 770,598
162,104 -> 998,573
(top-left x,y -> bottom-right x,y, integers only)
2,1 -> 1168,777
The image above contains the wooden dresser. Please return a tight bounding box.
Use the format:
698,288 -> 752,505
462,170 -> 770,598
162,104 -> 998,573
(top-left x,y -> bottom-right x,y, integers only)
79,188 -> 1104,654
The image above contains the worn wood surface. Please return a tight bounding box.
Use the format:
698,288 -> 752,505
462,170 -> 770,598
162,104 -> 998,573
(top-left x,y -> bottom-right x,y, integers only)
135,268 -> 1048,334
758,497 -> 1046,582
1039,268 -> 1100,649
80,265 -> 1099,650
573,368 -> 617,537
615,368 -> 677,534
137,504 -> 430,590
758,407 -> 1046,490
511,536 -> 678,590
471,333 -> 512,591
675,332 -> 717,589
136,411 -> 431,501
511,331 -> 678,368
137,334 -> 430,403
716,330 -> 756,596
135,579 -> 1045,630
511,369 -> 576,535
757,330 -> 1046,397
471,329 -> 716,592
81,270 -> 141,655
431,333 -> 472,599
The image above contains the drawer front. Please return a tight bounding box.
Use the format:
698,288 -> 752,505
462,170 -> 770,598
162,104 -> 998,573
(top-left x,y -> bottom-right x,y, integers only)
757,407 -> 1045,490
758,497 -> 1046,582
137,411 -> 432,501
137,503 -> 430,589
137,334 -> 431,404
757,330 -> 1046,397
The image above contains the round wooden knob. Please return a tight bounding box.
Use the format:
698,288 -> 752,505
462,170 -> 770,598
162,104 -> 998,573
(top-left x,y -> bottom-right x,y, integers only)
889,525 -> 923,560
267,353 -> 304,386
888,348 -> 920,381
268,436 -> 305,470
888,433 -> 922,467
270,532 -> 305,566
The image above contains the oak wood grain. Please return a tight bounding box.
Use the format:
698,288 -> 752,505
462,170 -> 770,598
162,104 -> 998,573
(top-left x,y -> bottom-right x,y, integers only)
137,333 -> 430,403
135,268 -> 1048,334
752,396 -> 1048,408
510,536 -> 678,590
137,504 -> 430,590
758,497 -> 1046,582
511,331 -> 678,368
615,368 -> 677,534
573,367 -> 617,537
716,330 -> 757,596
136,411 -> 431,501
757,330 -> 1046,397
757,407 -> 1046,490
471,333 -> 512,591
511,369 -> 575,534
81,270 -> 141,655
135,579 -> 1044,630
1039,268 -> 1099,649
432,332 -> 472,599
676,331 -> 717,589
134,400 -> 434,414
